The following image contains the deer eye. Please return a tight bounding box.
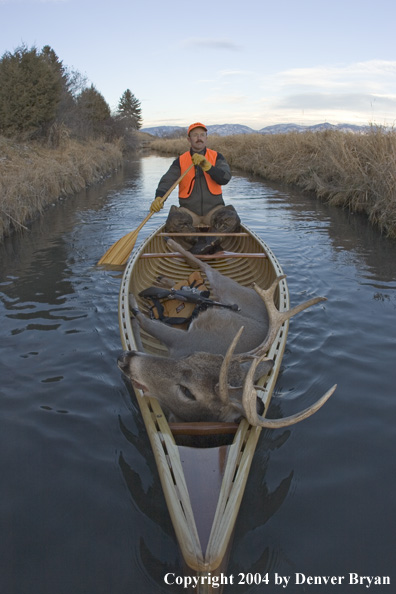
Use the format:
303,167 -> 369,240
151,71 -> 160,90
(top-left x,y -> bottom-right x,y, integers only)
179,385 -> 196,401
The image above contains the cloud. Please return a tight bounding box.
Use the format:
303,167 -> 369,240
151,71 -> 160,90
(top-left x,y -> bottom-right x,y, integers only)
180,38 -> 242,51
276,92 -> 396,111
251,60 -> 396,124
275,60 -> 396,94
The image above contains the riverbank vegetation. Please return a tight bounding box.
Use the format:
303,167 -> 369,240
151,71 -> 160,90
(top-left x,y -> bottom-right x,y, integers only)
151,128 -> 396,239
0,45 -> 142,144
0,135 -> 123,240
2,46 -> 395,243
0,44 -> 142,242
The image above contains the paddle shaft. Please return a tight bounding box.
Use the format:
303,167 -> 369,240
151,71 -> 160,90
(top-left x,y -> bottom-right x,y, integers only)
134,161 -> 195,234
158,162 -> 194,208
98,162 -> 194,265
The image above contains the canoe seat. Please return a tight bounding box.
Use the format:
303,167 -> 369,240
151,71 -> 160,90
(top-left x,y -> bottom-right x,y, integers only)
169,422 -> 239,436
170,422 -> 239,448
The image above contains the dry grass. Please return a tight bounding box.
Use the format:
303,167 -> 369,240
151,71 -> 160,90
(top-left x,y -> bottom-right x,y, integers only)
0,134 -> 123,241
151,127 -> 396,239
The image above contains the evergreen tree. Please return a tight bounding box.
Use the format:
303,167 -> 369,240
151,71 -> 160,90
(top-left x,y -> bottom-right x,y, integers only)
117,89 -> 142,129
0,45 -> 63,138
41,45 -> 67,85
77,84 -> 111,122
75,85 -> 111,138
40,45 -> 77,134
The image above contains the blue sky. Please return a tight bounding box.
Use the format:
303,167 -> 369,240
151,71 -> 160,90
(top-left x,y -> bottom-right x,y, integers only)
1,0 -> 396,130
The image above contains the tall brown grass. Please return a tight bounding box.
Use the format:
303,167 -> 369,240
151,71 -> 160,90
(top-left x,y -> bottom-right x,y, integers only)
0,134 -> 123,241
151,128 -> 396,239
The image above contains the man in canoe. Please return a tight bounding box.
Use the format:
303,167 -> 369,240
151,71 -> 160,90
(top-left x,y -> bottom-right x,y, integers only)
150,122 -> 240,254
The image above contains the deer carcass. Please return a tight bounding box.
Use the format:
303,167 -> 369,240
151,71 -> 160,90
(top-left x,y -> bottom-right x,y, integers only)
118,238 -> 336,426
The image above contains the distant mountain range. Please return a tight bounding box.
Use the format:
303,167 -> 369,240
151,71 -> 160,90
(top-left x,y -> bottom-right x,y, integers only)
142,122 -> 370,137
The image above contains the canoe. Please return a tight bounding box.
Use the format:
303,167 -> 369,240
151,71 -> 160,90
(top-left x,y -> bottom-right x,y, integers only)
118,223 -> 290,590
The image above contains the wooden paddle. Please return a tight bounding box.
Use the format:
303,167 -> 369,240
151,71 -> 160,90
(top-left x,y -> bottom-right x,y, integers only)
97,163 -> 194,266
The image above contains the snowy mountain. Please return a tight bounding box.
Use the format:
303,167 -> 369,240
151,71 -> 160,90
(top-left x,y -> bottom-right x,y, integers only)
206,124 -> 255,136
141,124 -> 254,137
142,122 -> 369,137
259,122 -> 369,134
141,125 -> 186,137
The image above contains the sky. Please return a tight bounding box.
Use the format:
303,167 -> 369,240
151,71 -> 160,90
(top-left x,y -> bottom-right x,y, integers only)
1,0 -> 396,131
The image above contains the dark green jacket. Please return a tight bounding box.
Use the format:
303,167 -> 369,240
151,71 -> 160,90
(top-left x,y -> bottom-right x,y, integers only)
155,149 -> 232,216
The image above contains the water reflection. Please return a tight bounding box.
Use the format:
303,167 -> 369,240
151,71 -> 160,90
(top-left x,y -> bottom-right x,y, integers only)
240,170 -> 396,284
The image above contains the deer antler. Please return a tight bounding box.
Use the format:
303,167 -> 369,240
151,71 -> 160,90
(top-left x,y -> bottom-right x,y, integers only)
218,275 -> 336,426
217,326 -> 245,403
217,325 -> 274,404
235,276 -> 326,362
241,353 -> 336,427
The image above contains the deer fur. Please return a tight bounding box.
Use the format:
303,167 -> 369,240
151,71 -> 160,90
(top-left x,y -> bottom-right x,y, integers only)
118,238 -> 336,426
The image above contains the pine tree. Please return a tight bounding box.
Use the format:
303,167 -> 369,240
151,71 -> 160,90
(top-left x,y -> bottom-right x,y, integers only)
117,89 -> 142,129
75,85 -> 111,138
77,85 -> 111,121
0,45 -> 63,137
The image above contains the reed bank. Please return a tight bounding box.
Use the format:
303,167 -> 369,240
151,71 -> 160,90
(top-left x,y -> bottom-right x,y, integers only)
151,127 -> 396,240
3,127 -> 396,246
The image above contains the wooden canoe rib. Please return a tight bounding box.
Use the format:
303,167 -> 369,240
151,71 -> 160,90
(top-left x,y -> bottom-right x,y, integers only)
118,224 -> 290,587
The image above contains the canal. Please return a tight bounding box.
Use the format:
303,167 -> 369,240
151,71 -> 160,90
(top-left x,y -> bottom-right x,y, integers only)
1,154 -> 395,593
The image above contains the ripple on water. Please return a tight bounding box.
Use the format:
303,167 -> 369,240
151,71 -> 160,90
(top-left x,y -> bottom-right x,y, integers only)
1,155 -> 396,593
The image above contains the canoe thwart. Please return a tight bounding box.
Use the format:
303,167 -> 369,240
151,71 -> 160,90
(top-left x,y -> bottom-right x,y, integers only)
140,251 -> 268,260
158,232 -> 250,237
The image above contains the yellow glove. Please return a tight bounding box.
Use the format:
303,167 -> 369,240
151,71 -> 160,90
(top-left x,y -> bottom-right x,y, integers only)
191,153 -> 212,172
150,196 -> 164,213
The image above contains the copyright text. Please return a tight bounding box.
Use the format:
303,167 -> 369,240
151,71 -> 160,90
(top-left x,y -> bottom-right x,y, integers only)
164,572 -> 391,589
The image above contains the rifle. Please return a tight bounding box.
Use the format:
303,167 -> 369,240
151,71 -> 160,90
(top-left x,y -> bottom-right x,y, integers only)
139,285 -> 240,312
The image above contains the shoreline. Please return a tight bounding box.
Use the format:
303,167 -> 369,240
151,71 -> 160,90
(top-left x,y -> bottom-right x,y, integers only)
0,136 -> 123,243
2,128 -> 395,245
150,128 -> 396,240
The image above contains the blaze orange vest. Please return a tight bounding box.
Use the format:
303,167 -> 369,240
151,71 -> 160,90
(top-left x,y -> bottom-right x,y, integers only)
179,149 -> 222,198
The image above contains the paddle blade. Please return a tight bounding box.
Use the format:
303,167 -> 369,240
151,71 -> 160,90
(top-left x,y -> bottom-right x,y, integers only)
97,165 -> 193,267
97,230 -> 138,266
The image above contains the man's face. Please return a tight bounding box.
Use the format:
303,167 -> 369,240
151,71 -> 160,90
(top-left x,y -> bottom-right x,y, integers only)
188,127 -> 207,152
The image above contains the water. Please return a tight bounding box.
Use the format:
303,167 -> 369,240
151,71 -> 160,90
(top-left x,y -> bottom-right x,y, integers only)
1,155 -> 395,593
